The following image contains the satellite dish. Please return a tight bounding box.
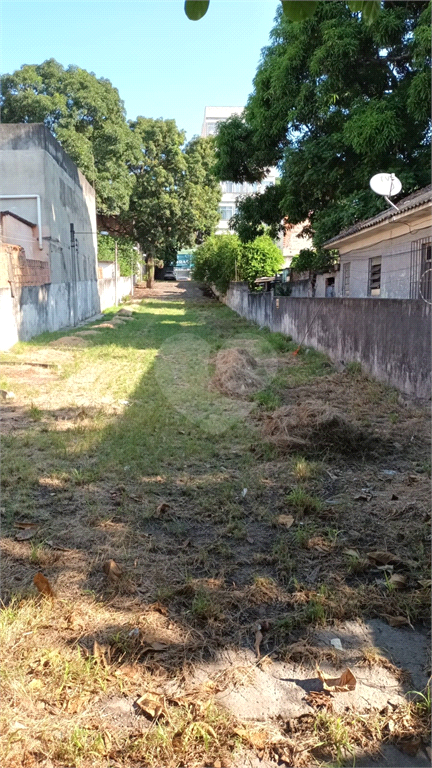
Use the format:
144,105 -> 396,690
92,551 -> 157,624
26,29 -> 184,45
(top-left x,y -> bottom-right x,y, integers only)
369,173 -> 402,198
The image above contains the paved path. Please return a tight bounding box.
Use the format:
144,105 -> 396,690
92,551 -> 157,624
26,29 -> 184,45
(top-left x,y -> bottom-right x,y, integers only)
133,280 -> 211,302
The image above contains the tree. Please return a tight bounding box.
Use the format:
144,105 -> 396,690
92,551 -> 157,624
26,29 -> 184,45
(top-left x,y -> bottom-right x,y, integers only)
214,1 -> 431,246
1,59 -> 135,216
128,118 -> 186,287
127,119 -> 220,287
181,136 -> 221,245
192,233 -> 283,293
184,1 -> 382,24
97,234 -> 140,277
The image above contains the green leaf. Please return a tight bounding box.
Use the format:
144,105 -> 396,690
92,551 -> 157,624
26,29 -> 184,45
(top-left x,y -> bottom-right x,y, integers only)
185,1 -> 210,21
281,1 -> 318,22
347,1 -> 381,24
361,1 -> 381,25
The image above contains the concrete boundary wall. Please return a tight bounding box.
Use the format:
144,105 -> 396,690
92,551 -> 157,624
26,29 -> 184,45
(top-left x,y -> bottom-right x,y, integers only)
221,283 -> 431,399
98,276 -> 132,311
0,279 -> 100,349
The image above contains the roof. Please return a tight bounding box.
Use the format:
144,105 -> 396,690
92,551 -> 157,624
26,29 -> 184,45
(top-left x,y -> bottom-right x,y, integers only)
0,210 -> 36,228
323,185 -> 432,248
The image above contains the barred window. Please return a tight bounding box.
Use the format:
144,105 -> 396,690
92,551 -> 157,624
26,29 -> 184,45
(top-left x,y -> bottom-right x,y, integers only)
342,261 -> 350,297
368,256 -> 381,296
410,237 -> 432,299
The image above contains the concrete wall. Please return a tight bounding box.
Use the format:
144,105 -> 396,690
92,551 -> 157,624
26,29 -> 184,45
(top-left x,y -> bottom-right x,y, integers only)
0,124 -> 100,347
0,280 -> 100,348
98,276 -> 133,311
222,282 -> 431,399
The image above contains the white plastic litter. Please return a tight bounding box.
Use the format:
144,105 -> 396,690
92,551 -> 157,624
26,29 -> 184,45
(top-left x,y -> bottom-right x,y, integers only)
330,638 -> 343,650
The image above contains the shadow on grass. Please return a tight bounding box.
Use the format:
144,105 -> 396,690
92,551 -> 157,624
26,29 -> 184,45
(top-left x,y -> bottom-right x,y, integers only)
1,292 -> 430,767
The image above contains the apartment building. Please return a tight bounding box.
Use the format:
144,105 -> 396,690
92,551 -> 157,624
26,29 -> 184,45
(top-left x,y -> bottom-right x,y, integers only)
201,106 -> 278,234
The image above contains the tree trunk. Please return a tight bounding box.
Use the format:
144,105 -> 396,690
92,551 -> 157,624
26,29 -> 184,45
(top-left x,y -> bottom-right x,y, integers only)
146,255 -> 155,289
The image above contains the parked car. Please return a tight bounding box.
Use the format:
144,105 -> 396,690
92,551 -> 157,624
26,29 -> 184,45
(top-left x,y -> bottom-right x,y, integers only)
164,266 -> 176,281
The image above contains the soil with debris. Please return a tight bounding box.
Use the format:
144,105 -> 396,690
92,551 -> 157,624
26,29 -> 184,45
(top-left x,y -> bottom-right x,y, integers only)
0,283 -> 430,768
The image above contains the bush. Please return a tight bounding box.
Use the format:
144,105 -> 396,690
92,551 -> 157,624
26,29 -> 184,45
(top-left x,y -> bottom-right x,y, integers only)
193,233 -> 284,294
239,235 -> 284,291
192,234 -> 241,294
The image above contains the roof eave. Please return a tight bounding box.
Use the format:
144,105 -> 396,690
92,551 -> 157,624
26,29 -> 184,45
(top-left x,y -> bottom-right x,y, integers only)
323,200 -> 432,250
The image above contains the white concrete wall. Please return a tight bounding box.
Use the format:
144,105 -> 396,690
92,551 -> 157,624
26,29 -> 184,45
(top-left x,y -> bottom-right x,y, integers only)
0,280 -> 100,349
98,276 -> 132,311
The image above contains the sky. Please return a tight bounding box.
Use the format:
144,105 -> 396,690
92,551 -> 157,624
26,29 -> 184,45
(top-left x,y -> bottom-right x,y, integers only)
0,0 -> 279,142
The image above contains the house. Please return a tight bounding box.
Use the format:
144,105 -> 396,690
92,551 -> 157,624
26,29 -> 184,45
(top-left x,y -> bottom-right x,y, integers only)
0,123 -> 100,349
323,186 -> 432,300
278,218 -> 313,271
201,106 -> 278,235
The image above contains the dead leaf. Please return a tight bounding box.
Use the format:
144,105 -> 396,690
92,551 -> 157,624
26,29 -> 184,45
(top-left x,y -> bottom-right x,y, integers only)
45,540 -> 71,551
234,727 -> 268,750
16,528 -> 37,541
156,502 -> 170,515
254,628 -> 263,658
343,548 -> 360,558
354,493 -> 372,501
14,521 -> 39,529
92,639 -> 110,667
318,667 -> 356,692
367,551 -> 400,566
102,559 -> 123,581
307,535 -> 332,553
418,579 -> 431,588
246,536 -> 254,544
389,573 -> 407,589
136,691 -> 166,719
277,514 -> 294,529
33,572 -> 55,598
140,640 -> 169,653
147,601 -> 168,615
384,615 -> 411,628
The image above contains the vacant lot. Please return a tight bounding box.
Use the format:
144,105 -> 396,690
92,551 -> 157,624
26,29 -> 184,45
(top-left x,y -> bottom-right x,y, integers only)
1,285 -> 430,768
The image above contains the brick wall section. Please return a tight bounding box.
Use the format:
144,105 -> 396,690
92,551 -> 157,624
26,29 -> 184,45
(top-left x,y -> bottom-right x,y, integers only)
0,243 -> 51,288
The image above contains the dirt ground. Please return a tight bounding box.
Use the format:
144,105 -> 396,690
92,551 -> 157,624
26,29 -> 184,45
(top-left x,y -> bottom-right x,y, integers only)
0,282 -> 430,768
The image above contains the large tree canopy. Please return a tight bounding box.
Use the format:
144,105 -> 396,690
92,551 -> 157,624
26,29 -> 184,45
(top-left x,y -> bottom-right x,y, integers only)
215,1 -> 431,246
1,60 -> 221,277
184,1 -> 382,24
1,59 -> 135,216
127,119 -> 220,271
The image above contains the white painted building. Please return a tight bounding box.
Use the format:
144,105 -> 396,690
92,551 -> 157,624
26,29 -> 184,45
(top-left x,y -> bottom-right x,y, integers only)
201,106 -> 278,235
323,186 -> 432,299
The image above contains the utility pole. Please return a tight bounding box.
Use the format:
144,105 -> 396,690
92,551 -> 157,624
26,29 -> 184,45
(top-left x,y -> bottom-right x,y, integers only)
70,223 -> 79,325
114,239 -> 118,306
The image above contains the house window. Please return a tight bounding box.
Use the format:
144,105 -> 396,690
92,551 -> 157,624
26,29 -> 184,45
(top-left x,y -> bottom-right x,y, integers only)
219,205 -> 234,221
368,256 -> 381,296
342,262 -> 350,296
222,182 -> 233,194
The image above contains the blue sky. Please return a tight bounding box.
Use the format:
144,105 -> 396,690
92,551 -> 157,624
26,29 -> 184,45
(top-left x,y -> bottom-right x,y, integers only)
1,1 -> 279,141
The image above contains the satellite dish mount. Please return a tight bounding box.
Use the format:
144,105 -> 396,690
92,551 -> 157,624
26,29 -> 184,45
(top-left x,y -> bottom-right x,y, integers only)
369,173 -> 402,212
